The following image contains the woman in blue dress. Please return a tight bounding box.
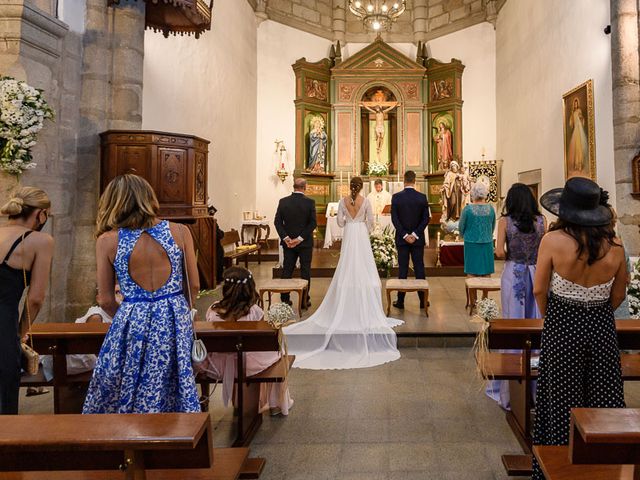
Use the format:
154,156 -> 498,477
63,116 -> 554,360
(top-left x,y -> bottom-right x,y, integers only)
459,182 -> 496,276
83,174 -> 200,414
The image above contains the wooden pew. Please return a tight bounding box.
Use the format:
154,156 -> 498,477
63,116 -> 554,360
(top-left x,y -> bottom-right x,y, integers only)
534,408 -> 640,479
28,321 -> 293,450
478,319 -> 640,476
0,413 -> 221,479
221,229 -> 260,268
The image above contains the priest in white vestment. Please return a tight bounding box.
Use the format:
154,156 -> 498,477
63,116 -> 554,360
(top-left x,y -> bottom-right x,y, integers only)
367,179 -> 392,216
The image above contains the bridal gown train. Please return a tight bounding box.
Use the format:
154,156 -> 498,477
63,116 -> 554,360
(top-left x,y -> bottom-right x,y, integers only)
283,198 -> 403,370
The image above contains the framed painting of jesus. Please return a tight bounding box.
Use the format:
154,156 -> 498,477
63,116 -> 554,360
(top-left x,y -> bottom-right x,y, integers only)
562,79 -> 596,180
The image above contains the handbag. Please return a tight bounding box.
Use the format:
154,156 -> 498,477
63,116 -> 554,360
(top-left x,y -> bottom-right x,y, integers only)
181,227 -> 208,363
20,233 -> 39,376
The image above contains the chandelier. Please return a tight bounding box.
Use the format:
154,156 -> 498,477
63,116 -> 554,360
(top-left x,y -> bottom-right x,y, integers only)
348,0 -> 406,32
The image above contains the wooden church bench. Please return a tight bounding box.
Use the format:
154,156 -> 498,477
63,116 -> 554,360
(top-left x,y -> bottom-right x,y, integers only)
29,321 -> 288,448
0,412 -> 213,479
533,408 -> 640,480
0,448 -> 253,480
476,319 -> 640,476
221,229 -> 260,268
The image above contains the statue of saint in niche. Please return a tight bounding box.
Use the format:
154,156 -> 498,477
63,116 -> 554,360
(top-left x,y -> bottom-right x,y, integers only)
441,160 -> 470,222
361,89 -> 397,165
307,115 -> 327,174
433,121 -> 453,171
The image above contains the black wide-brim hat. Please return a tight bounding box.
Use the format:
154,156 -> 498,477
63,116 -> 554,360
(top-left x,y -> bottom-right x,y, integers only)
540,177 -> 612,227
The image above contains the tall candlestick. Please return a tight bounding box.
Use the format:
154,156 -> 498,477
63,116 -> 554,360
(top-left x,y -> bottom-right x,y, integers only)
340,171 -> 343,185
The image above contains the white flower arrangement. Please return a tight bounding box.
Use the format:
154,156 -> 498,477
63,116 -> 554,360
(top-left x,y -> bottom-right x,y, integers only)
370,226 -> 397,275
267,302 -> 295,328
475,297 -> 499,322
0,77 -> 54,175
628,258 -> 640,319
367,162 -> 388,176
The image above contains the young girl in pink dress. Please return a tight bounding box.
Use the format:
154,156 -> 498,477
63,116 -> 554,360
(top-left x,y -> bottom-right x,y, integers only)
195,267 -> 293,416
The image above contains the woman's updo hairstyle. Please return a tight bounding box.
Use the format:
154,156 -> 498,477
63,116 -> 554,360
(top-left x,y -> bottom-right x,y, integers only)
349,176 -> 364,205
213,266 -> 259,320
1,187 -> 51,219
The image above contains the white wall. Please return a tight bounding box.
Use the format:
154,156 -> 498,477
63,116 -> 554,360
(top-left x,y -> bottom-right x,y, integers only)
496,0 -> 615,204
142,0 -> 257,231
345,22 -> 497,163
255,20 -> 333,231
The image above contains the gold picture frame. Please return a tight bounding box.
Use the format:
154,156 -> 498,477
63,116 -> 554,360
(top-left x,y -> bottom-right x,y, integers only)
562,79 -> 596,180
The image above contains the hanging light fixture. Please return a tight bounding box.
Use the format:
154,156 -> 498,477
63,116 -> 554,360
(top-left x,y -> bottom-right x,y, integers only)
348,1 -> 406,32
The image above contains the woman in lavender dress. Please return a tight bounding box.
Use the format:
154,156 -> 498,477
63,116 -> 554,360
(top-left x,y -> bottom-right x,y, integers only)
486,183 -> 546,409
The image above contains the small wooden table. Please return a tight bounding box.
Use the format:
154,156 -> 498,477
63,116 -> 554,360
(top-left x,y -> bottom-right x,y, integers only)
465,276 -> 501,315
384,279 -> 430,316
258,279 -> 309,317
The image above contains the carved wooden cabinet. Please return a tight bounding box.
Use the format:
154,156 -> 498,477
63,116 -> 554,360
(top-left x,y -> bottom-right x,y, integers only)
100,130 -> 217,288
100,130 -> 209,219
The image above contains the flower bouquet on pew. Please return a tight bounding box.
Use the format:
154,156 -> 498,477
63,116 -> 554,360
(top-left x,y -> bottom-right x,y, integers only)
628,258 -> 640,318
471,297 -> 499,382
266,303 -> 295,403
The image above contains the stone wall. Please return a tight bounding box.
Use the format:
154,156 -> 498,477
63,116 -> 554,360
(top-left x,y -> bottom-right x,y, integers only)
610,0 -> 640,254
263,0 -> 492,43
0,1 -> 146,321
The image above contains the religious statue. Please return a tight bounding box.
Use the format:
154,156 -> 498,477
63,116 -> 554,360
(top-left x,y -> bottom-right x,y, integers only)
361,89 -> 397,168
441,160 -> 470,223
307,115 -> 327,173
433,121 -> 453,171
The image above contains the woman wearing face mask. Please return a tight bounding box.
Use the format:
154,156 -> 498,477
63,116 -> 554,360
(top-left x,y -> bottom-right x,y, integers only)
0,187 -> 54,414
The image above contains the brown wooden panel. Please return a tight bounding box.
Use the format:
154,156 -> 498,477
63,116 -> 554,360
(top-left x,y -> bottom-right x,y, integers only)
116,145 -> 151,179
406,112 -> 421,167
337,112 -> 351,167
158,148 -> 188,204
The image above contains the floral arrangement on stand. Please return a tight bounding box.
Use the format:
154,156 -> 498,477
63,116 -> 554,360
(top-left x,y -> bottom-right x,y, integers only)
267,302 -> 295,401
370,226 -> 397,277
628,258 -> 640,318
368,162 -> 388,176
0,77 -> 54,176
471,297 -> 500,381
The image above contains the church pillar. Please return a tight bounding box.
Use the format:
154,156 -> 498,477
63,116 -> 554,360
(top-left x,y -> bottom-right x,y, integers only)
332,0 -> 346,43
610,0 -> 640,253
66,1 -> 146,318
412,0 -> 428,43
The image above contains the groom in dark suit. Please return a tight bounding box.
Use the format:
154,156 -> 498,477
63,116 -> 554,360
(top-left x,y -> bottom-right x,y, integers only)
274,178 -> 317,307
391,170 -> 431,310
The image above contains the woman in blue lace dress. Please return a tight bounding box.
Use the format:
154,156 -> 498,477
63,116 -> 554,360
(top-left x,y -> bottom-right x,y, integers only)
459,182 -> 496,276
487,183 -> 546,409
83,174 -> 200,414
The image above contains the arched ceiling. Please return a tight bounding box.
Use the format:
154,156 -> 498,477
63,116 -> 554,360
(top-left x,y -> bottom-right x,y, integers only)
247,0 -> 507,43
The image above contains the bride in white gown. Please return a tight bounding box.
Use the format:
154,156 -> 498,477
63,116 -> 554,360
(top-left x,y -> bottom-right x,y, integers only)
283,177 -> 403,370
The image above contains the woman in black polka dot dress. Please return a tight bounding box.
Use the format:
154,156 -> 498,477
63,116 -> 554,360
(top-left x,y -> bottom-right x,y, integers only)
532,178 -> 628,479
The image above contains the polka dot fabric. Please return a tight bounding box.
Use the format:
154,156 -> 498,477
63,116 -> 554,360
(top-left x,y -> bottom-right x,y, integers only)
532,276 -> 625,479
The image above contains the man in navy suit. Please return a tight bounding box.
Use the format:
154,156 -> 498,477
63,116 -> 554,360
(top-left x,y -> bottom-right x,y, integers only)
391,170 -> 430,310
274,178 -> 317,307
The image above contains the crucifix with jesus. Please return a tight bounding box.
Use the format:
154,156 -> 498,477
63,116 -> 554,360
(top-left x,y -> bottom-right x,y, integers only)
361,89 -> 398,165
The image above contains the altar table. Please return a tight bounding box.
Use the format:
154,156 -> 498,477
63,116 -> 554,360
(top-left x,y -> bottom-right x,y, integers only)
439,241 -> 464,266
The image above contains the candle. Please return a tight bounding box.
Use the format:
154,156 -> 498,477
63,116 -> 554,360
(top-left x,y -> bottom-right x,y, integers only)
340,171 -> 343,185
397,171 -> 400,183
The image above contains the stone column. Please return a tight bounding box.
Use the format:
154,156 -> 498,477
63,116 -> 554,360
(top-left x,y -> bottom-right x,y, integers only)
66,1 -> 146,318
610,0 -> 640,254
333,0 -> 346,43
412,0 -> 428,43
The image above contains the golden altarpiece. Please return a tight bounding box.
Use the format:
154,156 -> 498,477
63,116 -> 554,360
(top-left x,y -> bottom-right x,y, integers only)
292,39 -> 465,239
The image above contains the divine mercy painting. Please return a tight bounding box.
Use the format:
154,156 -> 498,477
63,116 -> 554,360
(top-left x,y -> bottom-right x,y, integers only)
562,79 -> 596,180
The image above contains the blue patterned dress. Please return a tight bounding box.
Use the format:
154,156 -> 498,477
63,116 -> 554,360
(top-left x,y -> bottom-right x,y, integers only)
82,221 -> 200,414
